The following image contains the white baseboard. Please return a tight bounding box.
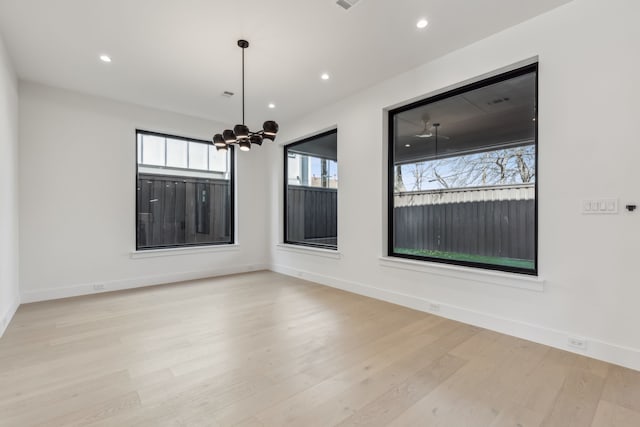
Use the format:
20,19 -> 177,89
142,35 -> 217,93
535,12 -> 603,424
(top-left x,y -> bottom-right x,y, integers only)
270,264 -> 640,372
0,294 -> 20,338
20,264 -> 269,304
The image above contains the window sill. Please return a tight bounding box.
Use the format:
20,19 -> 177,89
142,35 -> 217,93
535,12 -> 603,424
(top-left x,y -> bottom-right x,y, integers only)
130,244 -> 240,259
276,244 -> 342,259
378,256 -> 544,292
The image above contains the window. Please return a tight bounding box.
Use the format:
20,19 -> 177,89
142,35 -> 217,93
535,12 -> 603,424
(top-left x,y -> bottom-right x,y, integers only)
136,130 -> 234,250
284,129 -> 338,249
388,64 -> 538,275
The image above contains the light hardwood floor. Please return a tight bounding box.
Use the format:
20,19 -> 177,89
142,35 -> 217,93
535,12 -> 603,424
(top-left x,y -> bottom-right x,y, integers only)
1,271 -> 639,426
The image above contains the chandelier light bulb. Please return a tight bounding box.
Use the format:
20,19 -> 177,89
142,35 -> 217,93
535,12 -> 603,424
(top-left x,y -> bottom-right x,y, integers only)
250,134 -> 264,146
239,140 -> 251,151
213,134 -> 227,147
234,124 -> 249,139
222,129 -> 237,143
263,121 -> 279,136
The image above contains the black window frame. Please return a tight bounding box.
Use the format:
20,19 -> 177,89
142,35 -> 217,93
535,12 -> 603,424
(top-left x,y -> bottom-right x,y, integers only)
283,128 -> 338,250
135,129 -> 235,250
387,63 -> 538,275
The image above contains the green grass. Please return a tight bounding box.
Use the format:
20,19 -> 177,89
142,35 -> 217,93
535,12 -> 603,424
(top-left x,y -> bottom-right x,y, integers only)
394,248 -> 535,270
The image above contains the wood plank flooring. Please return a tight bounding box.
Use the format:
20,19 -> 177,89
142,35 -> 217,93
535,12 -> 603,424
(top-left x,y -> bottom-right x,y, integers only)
0,271 -> 639,426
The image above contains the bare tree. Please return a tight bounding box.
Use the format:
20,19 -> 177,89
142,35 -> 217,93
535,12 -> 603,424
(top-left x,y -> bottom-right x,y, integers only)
394,165 -> 406,192
514,148 -> 534,182
432,169 -> 450,188
495,155 -> 508,184
399,145 -> 535,190
411,162 -> 430,190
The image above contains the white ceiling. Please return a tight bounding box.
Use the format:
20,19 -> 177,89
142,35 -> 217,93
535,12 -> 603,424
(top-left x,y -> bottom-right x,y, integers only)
0,0 -> 572,128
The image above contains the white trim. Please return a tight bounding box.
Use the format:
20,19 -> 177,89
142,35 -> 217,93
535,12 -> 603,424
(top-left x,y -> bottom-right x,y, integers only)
276,243 -> 342,259
270,264 -> 640,372
20,264 -> 268,303
379,256 -> 544,292
130,244 -> 240,259
0,294 -> 20,338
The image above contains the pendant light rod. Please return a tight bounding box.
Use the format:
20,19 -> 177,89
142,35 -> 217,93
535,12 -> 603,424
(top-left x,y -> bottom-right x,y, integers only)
238,39 -> 249,125
434,123 -> 440,159
242,42 -> 245,124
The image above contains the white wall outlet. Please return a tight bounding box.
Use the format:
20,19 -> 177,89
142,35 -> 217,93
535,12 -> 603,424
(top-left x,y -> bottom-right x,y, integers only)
568,336 -> 588,350
428,303 -> 441,313
582,199 -> 618,214
93,284 -> 105,291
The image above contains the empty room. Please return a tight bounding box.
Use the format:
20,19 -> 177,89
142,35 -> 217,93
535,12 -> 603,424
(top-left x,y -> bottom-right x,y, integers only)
1,0 -> 639,426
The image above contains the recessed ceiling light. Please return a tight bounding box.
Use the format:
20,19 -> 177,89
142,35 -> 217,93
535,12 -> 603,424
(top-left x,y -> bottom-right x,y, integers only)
268,103 -> 276,109
416,18 -> 429,29
99,54 -> 112,63
321,73 -> 330,81
405,144 -> 411,147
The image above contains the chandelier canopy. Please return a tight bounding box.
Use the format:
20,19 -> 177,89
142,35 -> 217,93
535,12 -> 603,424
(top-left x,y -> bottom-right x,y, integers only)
213,40 -> 279,152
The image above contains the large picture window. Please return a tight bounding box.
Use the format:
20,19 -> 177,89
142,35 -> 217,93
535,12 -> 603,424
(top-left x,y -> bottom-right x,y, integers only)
284,130 -> 338,249
388,64 -> 538,274
136,130 -> 234,250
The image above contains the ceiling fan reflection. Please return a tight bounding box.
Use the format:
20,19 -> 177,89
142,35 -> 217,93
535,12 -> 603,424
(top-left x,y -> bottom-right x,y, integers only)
414,120 -> 450,140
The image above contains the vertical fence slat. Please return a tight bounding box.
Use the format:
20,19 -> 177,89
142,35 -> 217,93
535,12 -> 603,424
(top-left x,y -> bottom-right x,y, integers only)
175,181 -> 186,244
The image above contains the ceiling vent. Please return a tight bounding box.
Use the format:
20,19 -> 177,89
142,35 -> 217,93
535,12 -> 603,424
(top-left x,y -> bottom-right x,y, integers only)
487,97 -> 510,106
336,0 -> 361,11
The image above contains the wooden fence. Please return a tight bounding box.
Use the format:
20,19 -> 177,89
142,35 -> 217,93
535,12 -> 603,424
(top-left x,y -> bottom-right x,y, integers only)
393,197 -> 535,260
137,178 -> 533,258
287,186 -> 337,246
137,173 -> 231,248
285,185 -> 534,259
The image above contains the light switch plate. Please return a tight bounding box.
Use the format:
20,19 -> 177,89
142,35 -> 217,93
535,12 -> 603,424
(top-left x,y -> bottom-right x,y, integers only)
582,198 -> 618,214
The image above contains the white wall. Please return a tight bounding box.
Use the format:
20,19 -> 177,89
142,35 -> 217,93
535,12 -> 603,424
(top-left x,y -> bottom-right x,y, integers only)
19,83 -> 270,302
268,0 -> 640,370
0,34 -> 19,337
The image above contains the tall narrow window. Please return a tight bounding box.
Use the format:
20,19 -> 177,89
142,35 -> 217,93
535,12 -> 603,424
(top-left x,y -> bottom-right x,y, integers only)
388,64 -> 538,274
136,130 -> 234,250
284,130 -> 338,249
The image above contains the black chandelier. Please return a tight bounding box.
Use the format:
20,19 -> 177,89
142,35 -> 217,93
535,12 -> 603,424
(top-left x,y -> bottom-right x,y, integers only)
213,40 -> 279,152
